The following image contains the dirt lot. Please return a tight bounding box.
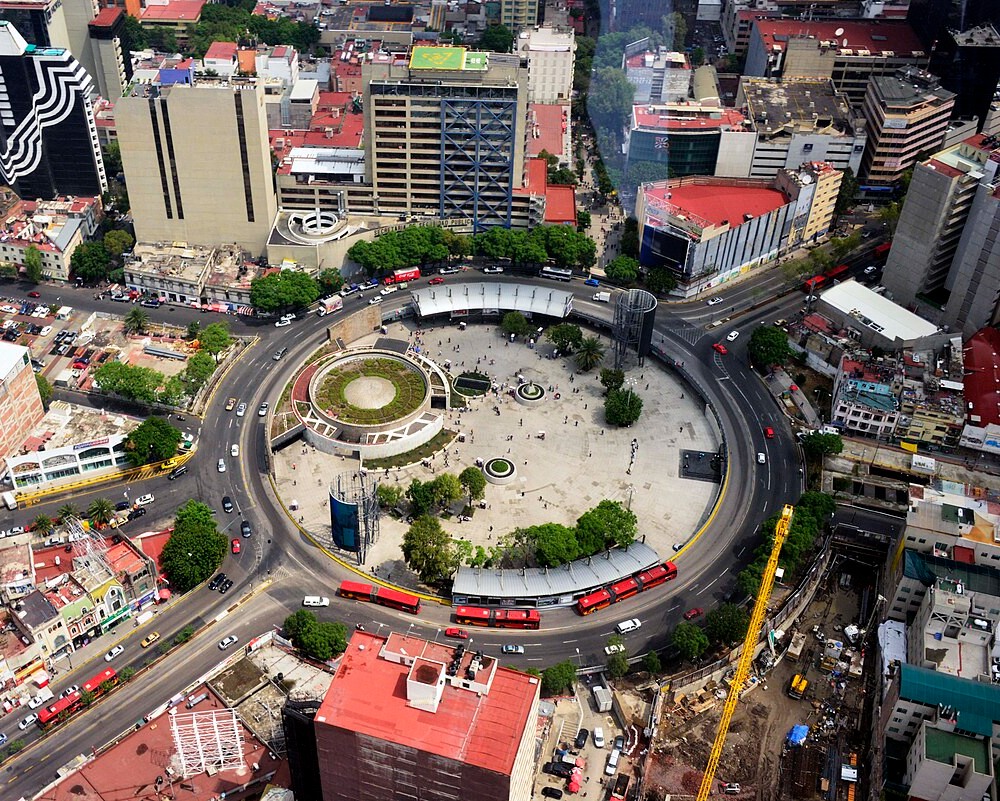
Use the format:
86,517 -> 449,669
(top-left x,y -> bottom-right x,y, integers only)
645,580 -> 866,801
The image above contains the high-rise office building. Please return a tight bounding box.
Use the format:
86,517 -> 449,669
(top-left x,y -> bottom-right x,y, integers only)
115,77 -> 277,253
0,21 -> 106,200
87,6 -> 127,99
860,69 -> 955,187
362,46 -> 528,231
0,0 -> 101,90
500,0 -> 538,31
0,343 -> 45,463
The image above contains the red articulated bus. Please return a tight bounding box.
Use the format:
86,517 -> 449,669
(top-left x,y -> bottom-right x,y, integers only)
338,580 -> 422,615
453,606 -> 542,629
802,275 -> 829,293
824,264 -> 850,282
38,667 -> 118,729
575,561 -> 678,615
382,268 -> 421,285
874,241 -> 892,261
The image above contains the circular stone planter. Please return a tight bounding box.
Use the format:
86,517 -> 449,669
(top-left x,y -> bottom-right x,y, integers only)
483,457 -> 518,486
514,382 -> 546,406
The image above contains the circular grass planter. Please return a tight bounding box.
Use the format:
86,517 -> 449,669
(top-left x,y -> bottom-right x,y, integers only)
315,357 -> 426,425
514,382 -> 546,407
483,457 -> 517,486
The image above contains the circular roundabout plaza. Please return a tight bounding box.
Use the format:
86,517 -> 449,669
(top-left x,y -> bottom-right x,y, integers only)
272,318 -> 721,591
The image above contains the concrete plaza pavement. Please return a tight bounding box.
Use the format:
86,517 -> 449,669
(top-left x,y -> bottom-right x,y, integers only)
273,319 -> 721,590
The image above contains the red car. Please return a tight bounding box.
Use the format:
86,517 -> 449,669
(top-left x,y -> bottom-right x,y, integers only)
428,276 -> 445,285
712,343 -> 728,355
27,291 -> 40,298
764,427 -> 774,439
683,607 -> 703,620
444,627 -> 468,639
231,539 -> 241,554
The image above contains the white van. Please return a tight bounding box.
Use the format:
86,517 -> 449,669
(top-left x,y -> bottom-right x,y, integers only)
593,727 -> 605,748
303,596 -> 330,607
604,748 -> 620,775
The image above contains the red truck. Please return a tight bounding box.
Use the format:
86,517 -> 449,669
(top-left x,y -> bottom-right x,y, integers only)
382,268 -> 421,285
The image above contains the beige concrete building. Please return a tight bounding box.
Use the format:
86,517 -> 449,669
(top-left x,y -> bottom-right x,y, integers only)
123,242 -> 252,307
500,0 -> 538,31
362,47 -> 528,229
861,70 -> 956,187
778,161 -> 842,243
516,26 -> 575,103
116,77 -> 277,254
0,344 -> 45,464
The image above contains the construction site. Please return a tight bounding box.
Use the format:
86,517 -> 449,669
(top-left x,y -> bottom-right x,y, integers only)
641,550 -> 880,801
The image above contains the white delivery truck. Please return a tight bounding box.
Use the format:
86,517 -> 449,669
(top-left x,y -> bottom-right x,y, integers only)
593,291 -> 611,303
318,296 -> 344,316
2,491 -> 16,510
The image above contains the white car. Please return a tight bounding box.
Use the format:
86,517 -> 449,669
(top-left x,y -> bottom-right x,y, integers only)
274,319 -> 291,328
757,452 -> 766,464
707,297 -> 723,306
604,643 -> 626,655
379,285 -> 399,296
104,645 -> 124,662
280,313 -> 295,321
258,402 -> 269,417
231,444 -> 240,457
368,296 -> 384,305
18,713 -> 37,730
27,695 -> 46,709
864,265 -> 878,275
218,635 -> 239,650
615,618 -> 642,634
40,325 -> 52,337
218,459 -> 226,473
236,402 -> 247,417
482,265 -> 504,274
134,494 -> 155,507
726,330 -> 740,342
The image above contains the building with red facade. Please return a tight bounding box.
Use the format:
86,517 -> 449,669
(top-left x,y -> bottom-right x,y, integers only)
0,344 -> 44,464
312,631 -> 540,801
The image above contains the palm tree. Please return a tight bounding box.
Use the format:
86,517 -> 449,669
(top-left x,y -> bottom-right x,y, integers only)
56,503 -> 78,523
123,308 -> 149,335
32,514 -> 53,535
575,336 -> 606,372
87,497 -> 115,525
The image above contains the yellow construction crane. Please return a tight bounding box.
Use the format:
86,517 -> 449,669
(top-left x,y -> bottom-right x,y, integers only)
695,503 -> 795,801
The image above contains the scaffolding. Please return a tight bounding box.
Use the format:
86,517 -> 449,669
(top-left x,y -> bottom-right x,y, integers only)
169,708 -> 245,778
612,288 -> 658,370
329,471 -> 380,565
67,516 -> 112,584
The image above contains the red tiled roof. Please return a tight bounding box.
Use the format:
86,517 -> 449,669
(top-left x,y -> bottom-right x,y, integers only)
141,0 -> 205,22
317,632 -> 538,776
544,185 -> 577,225
645,180 -> 787,228
527,103 -> 567,158
134,529 -> 173,574
752,19 -> 924,57
963,327 -> 1000,426
927,158 -> 964,179
204,41 -> 238,61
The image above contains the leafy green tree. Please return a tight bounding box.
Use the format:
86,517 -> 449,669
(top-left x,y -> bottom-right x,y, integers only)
283,609 -> 317,642
524,523 -> 580,567
797,490 -> 836,520
599,368 -> 625,394
577,209 -> 592,232
748,325 -> 792,368
605,256 -> 640,283
459,467 -> 487,502
70,241 -> 111,283
878,202 -> 901,234
376,483 -> 404,510
317,269 -> 345,295
663,11 -> 687,49
402,515 -> 458,585
23,245 -> 43,282
588,68 -> 635,140
705,604 -> 750,645
123,308 -> 149,334
642,650 -> 662,674
104,230 -> 134,259
607,649 -> 630,678
546,323 -> 584,353
576,500 -> 637,553
802,432 -> 843,459
835,167 -> 859,216
541,660 -> 577,695
0,262 -> 17,279
123,416 -> 182,466
103,140 -> 123,175
621,217 -> 640,258
160,500 -> 227,592
159,374 -> 187,406
430,473 -> 463,509
406,479 -> 435,517
501,311 -> 532,338
93,362 -> 165,404
32,514 -> 53,535
672,622 -> 709,661
87,498 -> 115,525
691,46 -> 705,66
605,388 -> 643,426
626,161 -> 672,186
197,322 -> 232,362
182,350 -> 216,389
185,321 -> 201,341
644,266 -> 677,295
297,620 -> 348,661
5,739 -> 25,755
575,336 -> 606,371
249,271 -> 320,312
56,504 -> 78,523
35,374 -> 52,408
479,23 -> 514,52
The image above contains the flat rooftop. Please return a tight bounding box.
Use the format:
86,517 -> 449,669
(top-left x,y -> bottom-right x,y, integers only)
645,180 -> 787,228
316,631 -> 538,776
753,19 -> 925,58
0,341 -> 27,378
409,46 -> 488,71
633,104 -> 746,131
871,71 -> 954,109
527,103 -> 567,158
741,78 -> 856,137
819,280 -> 939,344
924,727 -> 991,776
16,400 -> 136,454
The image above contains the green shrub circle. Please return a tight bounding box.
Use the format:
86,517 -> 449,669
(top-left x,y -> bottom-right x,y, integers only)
316,358 -> 427,425
484,457 -> 515,478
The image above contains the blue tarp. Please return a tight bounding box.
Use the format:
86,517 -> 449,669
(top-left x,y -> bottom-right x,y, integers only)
787,725 -> 809,746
